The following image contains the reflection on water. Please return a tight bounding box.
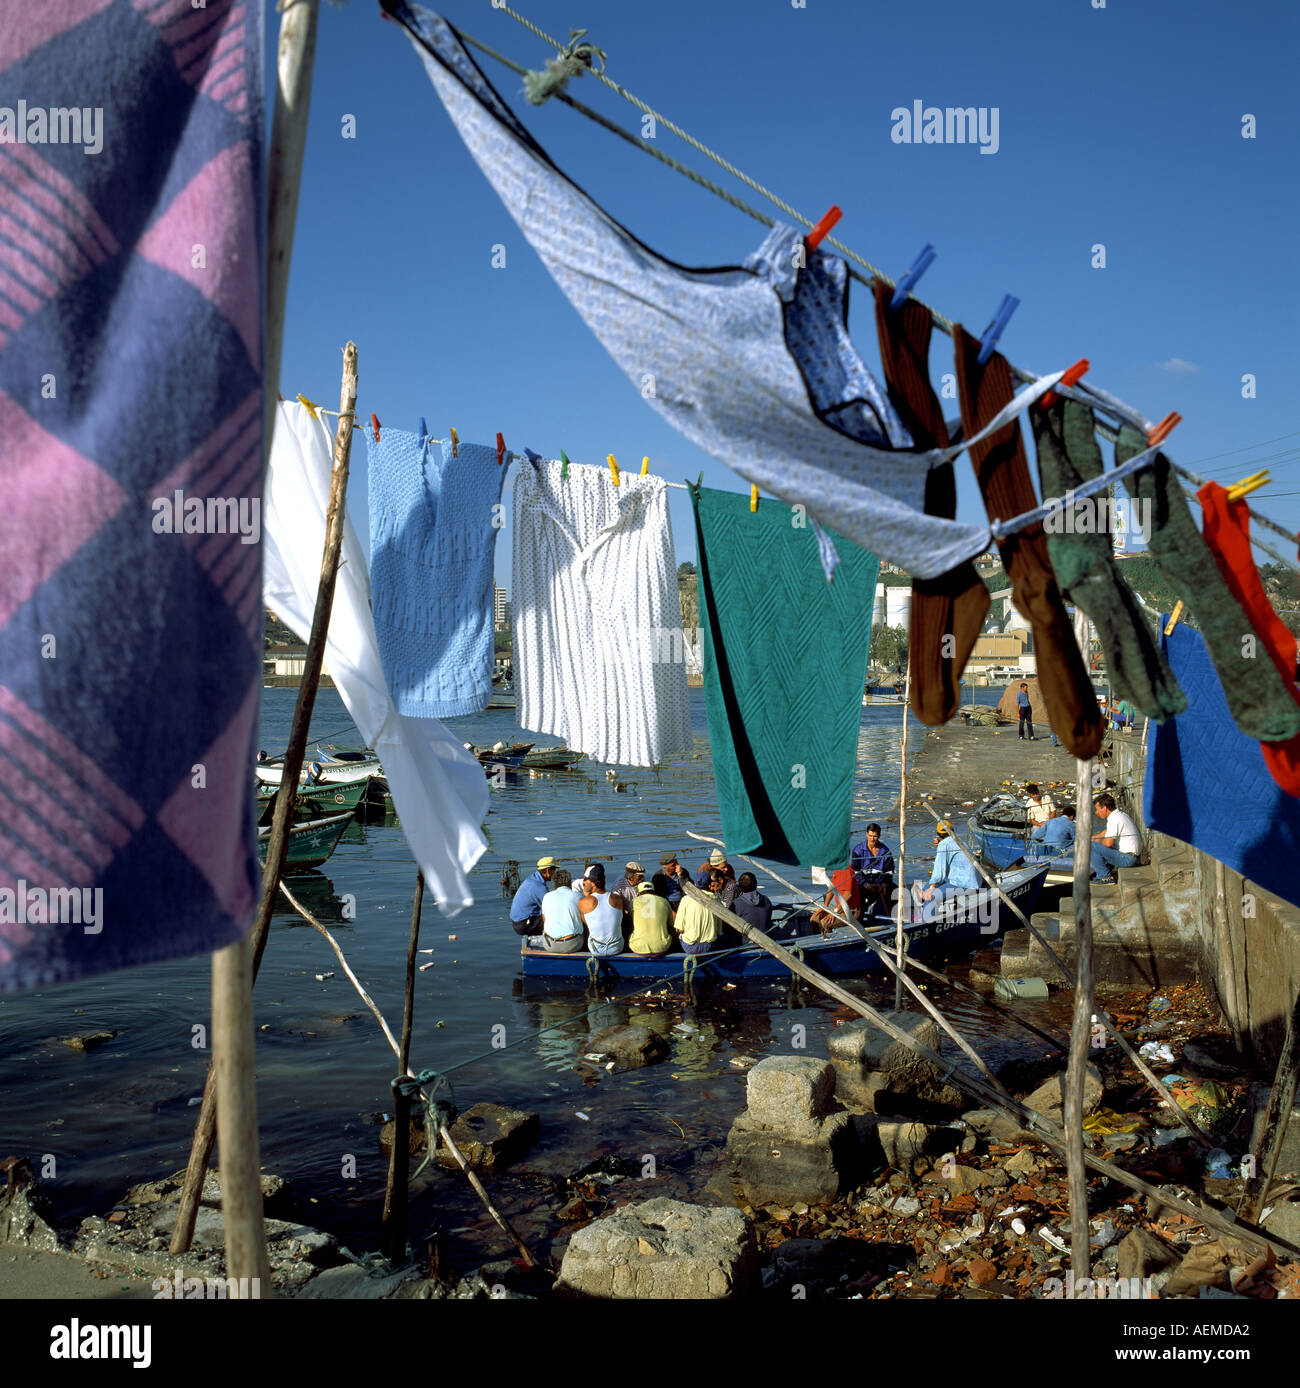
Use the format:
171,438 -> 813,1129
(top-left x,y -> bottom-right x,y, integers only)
0,685 -> 1066,1264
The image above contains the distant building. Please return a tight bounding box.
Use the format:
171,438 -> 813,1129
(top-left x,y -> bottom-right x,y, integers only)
494,584 -> 510,632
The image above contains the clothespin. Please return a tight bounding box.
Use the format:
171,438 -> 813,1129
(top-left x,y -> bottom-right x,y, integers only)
497,432 -> 506,466
640,456 -> 650,477
805,205 -> 842,252
296,394 -> 320,420
1226,470 -> 1270,503
976,294 -> 1020,366
370,413 -> 381,442
560,449 -> 570,480
889,243 -> 936,312
1039,358 -> 1090,410
449,426 -> 459,458
1164,600 -> 1185,636
1147,412 -> 1181,447
750,485 -> 759,513
607,453 -> 621,486
523,447 -> 542,473
418,416 -> 427,447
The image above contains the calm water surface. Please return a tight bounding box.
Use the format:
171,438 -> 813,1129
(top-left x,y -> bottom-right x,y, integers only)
0,685 -> 1069,1266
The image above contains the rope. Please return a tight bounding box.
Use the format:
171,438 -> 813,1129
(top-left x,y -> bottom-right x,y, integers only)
470,9 -> 1297,556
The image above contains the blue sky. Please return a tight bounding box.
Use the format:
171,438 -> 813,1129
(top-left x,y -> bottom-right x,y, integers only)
271,0 -> 1300,588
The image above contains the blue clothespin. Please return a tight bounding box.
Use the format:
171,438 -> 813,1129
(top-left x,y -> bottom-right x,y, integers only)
418,417 -> 427,447
889,243 -> 936,312
976,294 -> 1020,366
523,447 -> 542,473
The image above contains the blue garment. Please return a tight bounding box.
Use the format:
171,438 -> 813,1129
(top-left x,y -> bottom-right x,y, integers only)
388,5 -> 1012,582
1032,817 -> 1075,852
510,870 -> 549,927
928,837 -> 981,892
367,432 -> 505,717
1091,844 -> 1140,879
1017,690 -> 1031,710
0,2 -> 264,992
1145,623 -> 1300,910
652,870 -> 684,907
850,839 -> 896,878
731,890 -> 773,931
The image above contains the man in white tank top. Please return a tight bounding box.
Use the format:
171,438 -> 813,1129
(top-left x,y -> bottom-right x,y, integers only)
538,869 -> 585,953
578,864 -> 626,956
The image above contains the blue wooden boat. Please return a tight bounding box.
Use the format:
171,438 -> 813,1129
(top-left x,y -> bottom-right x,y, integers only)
258,809 -> 354,870
966,808 -> 1074,881
520,862 -> 1049,981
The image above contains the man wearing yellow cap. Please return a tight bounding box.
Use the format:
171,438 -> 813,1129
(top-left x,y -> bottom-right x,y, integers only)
917,820 -> 980,914
510,856 -> 557,935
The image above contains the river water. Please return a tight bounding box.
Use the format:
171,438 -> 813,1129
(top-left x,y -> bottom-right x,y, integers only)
0,684 -> 1074,1268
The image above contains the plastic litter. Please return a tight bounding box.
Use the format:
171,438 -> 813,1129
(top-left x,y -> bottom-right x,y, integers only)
1149,995 -> 1171,1012
575,1112 -> 591,1122
1010,1218 -> 1027,1236
1083,1107 -> 1144,1135
994,976 -> 1049,1001
1090,1217 -> 1117,1247
1152,1126 -> 1191,1146
1039,1226 -> 1069,1252
1205,1148 -> 1235,1178
1139,1040 -> 1176,1064
315,972 -> 334,981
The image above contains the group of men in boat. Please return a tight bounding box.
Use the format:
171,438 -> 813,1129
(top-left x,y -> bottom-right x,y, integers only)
509,848 -> 775,957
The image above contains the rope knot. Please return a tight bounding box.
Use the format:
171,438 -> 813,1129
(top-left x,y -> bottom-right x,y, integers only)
523,29 -> 607,105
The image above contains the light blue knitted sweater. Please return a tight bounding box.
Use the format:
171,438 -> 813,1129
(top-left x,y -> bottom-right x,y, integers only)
367,429 -> 505,717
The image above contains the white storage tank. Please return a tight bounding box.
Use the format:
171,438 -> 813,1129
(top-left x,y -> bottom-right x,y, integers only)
872,583 -> 886,628
886,586 -> 912,630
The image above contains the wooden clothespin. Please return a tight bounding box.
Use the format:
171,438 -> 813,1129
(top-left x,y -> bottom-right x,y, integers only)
560,449 -> 570,480
1039,358 -> 1090,411
449,426 -> 459,458
1227,471 -> 1270,503
1148,412 -> 1181,447
805,205 -> 842,252
497,432 -> 506,466
607,453 -> 621,487
1164,600 -> 1186,636
296,394 -> 320,420
640,456 -> 650,477
370,413 -> 381,442
750,485 -> 759,513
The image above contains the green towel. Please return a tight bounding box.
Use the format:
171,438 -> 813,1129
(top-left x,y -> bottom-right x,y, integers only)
691,484 -> 879,867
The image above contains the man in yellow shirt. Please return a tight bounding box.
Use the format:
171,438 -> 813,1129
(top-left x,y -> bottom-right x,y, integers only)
674,871 -> 723,955
628,880 -> 674,956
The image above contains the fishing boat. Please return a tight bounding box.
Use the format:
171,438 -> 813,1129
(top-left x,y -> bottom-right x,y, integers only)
257,808 -> 354,869
967,794 -> 1074,884
519,744 -> 586,770
255,758 -> 381,786
487,684 -> 517,710
255,777 -> 369,826
470,740 -> 535,768
520,861 -> 1049,981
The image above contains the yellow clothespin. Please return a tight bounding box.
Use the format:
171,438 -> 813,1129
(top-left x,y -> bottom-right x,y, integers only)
607,453 -> 621,486
1227,470 -> 1270,502
449,426 -> 459,458
640,456 -> 650,477
750,485 -> 759,513
1164,600 -> 1185,636
295,394 -> 319,420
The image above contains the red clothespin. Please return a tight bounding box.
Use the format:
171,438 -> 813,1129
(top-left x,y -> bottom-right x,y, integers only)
370,413 -> 380,442
497,432 -> 506,466
805,205 -> 842,252
1148,412 -> 1181,447
1039,358 -> 1090,410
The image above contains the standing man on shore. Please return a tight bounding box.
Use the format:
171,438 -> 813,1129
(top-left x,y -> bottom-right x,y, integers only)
1016,683 -> 1036,741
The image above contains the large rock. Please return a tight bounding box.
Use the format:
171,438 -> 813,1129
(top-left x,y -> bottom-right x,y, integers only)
379,1116 -> 428,1158
962,1108 -> 1027,1146
828,1012 -> 959,1114
437,1103 -> 539,1175
555,1198 -> 756,1298
588,1025 -> 668,1068
745,1056 -> 836,1139
726,1111 -> 858,1207
1023,1065 -> 1103,1122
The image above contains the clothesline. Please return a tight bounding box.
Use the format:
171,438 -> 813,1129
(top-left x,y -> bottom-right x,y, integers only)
466,7 -> 1298,563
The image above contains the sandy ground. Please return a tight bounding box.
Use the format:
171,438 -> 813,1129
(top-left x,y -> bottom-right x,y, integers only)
0,1247 -> 157,1299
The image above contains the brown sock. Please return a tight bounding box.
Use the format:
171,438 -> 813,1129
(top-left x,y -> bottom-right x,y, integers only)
953,325 -> 1103,758
872,281 -> 988,725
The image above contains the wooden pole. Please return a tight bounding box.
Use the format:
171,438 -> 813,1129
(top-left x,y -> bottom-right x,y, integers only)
1064,750 -> 1096,1286
1213,859 -> 1244,1053
676,879 -> 1300,1263
173,343 -> 357,1256
382,872 -> 424,1264
1240,993 -> 1300,1224
894,659 -> 911,1011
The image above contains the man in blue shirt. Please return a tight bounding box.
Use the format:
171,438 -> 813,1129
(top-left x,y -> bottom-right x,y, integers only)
917,821 -> 980,919
653,851 -> 688,907
1031,804 -> 1076,858
1016,682 -> 1035,741
850,821 -> 895,916
509,855 -> 557,935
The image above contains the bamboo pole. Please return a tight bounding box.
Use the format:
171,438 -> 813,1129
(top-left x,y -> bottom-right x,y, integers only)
383,872 -> 425,1264
277,881 -> 538,1271
1065,751 -> 1096,1285
1240,993 -> 1300,1224
173,343 -> 357,1256
677,879 -> 1300,1263
1213,860 -> 1244,1053
894,660 -> 911,1010
914,800 -> 1216,1149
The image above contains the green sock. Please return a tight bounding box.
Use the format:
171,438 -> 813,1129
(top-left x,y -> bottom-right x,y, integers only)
1032,400 -> 1185,720
1115,424 -> 1300,742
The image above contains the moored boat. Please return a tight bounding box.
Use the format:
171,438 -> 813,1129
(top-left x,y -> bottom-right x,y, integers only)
520,862 -> 1049,981
469,740 -> 535,768
519,744 -> 585,770
257,809 -> 355,869
255,758 -> 382,786
255,777 -> 369,825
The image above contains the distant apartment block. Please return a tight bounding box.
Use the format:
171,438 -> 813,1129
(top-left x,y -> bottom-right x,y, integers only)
494,584 -> 510,632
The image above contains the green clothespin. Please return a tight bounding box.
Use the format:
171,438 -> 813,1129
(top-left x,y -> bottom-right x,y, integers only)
560,449 -> 570,480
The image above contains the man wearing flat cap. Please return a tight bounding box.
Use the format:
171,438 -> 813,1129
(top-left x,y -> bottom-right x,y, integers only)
613,861 -> 645,924
652,851 -> 688,907
509,855 -> 557,935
